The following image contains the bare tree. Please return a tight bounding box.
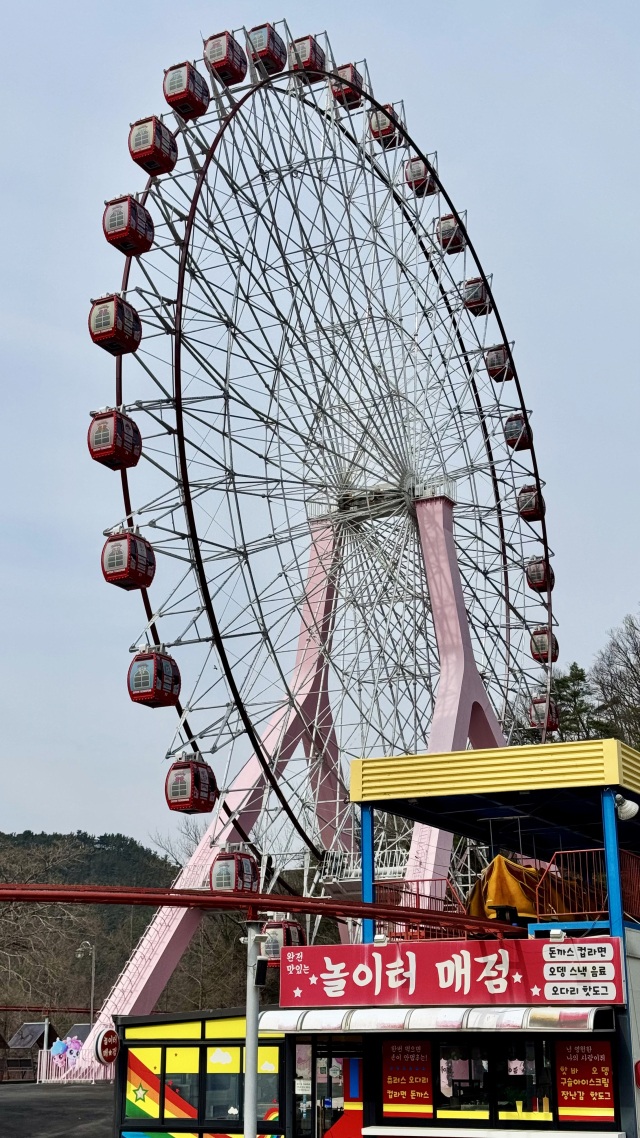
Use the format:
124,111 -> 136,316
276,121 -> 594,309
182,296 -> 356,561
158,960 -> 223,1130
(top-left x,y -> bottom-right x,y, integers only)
591,612 -> 640,749
150,817 -> 208,868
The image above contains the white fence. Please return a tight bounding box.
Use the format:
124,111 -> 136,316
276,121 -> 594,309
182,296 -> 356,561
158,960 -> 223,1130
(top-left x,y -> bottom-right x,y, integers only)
37,1050 -> 115,1084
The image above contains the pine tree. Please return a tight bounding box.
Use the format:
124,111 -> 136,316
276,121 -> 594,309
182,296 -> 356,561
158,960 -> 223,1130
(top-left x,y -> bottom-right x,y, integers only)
553,663 -> 608,741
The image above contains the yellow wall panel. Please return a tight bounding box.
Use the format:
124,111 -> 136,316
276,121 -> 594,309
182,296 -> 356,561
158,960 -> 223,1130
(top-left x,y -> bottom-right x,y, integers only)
165,1047 -> 200,1074
205,1018 -> 246,1038
125,1022 -> 200,1040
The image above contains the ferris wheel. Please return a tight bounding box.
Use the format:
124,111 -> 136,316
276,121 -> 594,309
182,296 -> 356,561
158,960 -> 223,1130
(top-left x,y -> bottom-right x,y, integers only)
87,20 -> 555,963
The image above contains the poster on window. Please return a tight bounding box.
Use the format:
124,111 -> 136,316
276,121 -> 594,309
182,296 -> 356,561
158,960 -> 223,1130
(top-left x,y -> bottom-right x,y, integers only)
280,938 -> 624,1007
382,1041 -> 432,1117
556,1041 -> 615,1121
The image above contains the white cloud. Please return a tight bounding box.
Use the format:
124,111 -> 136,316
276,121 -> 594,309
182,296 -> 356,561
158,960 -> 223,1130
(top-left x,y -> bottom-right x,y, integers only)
210,1049 -> 232,1065
260,1061 -> 276,1072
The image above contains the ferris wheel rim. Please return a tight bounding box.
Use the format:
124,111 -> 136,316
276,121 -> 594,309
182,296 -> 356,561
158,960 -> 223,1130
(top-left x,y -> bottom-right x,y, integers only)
112,63 -> 554,858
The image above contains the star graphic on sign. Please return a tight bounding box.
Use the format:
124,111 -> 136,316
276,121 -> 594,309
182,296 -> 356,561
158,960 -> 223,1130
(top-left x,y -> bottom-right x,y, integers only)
531,985 -> 541,996
513,972 -> 522,983
293,987 -> 302,998
309,974 -> 318,985
133,1082 -> 148,1102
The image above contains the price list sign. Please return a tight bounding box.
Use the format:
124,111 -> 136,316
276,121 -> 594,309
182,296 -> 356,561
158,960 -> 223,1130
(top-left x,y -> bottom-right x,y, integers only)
382,1040 -> 432,1118
556,1041 -> 614,1122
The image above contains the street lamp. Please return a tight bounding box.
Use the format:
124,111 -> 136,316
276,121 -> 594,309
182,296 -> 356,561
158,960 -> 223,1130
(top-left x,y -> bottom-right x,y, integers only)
76,941 -> 96,1026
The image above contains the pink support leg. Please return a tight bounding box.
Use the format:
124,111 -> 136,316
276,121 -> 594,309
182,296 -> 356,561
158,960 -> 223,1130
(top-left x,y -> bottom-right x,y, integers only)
82,526 -> 346,1051
406,493 -> 505,880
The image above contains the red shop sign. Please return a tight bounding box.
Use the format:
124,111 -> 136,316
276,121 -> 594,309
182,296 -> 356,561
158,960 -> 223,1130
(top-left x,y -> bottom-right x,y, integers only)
280,938 -> 624,1007
383,1040 -> 432,1118
94,1027 -> 120,1065
556,1040 -> 614,1121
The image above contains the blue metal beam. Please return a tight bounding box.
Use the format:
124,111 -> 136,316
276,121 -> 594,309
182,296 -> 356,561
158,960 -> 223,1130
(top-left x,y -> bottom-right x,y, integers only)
527,920 -> 610,937
602,787 -> 624,937
361,804 -> 375,944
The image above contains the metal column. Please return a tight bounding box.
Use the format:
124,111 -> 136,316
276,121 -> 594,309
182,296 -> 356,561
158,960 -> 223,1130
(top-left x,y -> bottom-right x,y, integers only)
361,804 -> 374,944
602,788 -> 624,937
243,921 -> 262,1138
602,787 -> 636,1138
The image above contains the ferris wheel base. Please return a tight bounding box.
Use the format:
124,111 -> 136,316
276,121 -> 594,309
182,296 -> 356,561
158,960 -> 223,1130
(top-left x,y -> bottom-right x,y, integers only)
405,495 -> 505,882
82,494 -> 505,1062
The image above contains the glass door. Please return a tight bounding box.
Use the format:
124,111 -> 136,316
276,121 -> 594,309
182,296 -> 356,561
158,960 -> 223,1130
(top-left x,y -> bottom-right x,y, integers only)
294,1043 -> 313,1138
316,1046 -> 363,1138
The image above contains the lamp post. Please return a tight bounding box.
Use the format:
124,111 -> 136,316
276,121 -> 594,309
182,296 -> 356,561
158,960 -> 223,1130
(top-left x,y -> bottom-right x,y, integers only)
241,922 -> 268,1138
75,941 -> 96,1026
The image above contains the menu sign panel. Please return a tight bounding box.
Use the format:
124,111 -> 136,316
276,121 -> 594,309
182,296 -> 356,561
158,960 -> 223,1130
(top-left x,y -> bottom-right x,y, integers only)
556,1041 -> 615,1121
382,1040 -> 432,1117
280,938 -> 624,1007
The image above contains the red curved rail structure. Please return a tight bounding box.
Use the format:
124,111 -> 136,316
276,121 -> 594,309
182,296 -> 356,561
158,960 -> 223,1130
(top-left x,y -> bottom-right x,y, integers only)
0,882 -> 524,939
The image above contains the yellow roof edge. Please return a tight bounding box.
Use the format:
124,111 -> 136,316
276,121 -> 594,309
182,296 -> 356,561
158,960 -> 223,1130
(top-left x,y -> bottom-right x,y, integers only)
350,758 -> 363,802
602,738 -> 622,784
350,738 -> 640,803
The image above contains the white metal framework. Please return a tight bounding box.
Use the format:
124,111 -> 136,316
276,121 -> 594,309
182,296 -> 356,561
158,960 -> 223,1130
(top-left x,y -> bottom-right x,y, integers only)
103,22 -> 553,891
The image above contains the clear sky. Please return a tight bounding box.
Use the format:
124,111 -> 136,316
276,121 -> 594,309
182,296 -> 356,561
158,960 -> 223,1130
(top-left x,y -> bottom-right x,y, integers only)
0,0 -> 638,843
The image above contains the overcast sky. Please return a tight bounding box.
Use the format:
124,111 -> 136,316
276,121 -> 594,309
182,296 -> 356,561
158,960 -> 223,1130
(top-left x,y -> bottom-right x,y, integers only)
0,0 -> 638,844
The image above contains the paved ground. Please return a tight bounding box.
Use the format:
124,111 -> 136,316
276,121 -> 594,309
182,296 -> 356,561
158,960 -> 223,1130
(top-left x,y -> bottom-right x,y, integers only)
0,1082 -> 114,1138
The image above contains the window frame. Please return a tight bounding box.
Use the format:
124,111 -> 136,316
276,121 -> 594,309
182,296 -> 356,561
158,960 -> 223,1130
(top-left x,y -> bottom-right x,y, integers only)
117,1036 -> 284,1135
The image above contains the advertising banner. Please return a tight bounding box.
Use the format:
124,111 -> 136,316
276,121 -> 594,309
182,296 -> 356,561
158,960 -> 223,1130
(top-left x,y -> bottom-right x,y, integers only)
556,1040 -> 615,1121
280,938 -> 624,1007
382,1040 -> 432,1117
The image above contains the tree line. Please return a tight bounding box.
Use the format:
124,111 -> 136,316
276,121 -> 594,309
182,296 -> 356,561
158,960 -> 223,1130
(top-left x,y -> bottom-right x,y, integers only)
549,611 -> 640,746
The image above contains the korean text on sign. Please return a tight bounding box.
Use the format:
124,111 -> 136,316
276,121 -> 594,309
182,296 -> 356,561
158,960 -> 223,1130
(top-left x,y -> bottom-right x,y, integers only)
382,1040 -> 432,1117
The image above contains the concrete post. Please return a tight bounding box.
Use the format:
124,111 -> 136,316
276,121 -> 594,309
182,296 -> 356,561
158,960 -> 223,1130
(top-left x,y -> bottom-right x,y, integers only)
243,921 -> 263,1138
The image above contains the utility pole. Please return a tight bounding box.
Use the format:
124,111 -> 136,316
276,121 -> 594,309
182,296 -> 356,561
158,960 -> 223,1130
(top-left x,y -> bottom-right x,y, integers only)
242,919 -> 268,1138
76,941 -> 96,1026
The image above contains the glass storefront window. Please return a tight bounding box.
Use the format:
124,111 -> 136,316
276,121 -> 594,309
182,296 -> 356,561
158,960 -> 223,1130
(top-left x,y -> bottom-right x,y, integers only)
257,1045 -> 280,1124
294,1043 -> 313,1138
383,1040 -> 432,1119
205,1045 -> 241,1122
436,1044 -> 490,1120
164,1047 -> 199,1122
497,1039 -> 553,1121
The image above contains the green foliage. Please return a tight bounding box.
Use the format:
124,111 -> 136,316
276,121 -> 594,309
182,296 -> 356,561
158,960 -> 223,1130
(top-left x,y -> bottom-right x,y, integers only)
553,662 -> 609,741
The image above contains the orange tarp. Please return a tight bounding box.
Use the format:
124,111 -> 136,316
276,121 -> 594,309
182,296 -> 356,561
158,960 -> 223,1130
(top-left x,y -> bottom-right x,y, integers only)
467,854 -> 574,920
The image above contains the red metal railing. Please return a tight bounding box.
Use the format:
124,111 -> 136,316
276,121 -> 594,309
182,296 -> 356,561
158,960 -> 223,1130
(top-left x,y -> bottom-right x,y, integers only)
0,881 -> 524,937
620,850 -> 640,921
535,848 -> 640,923
376,878 -> 466,913
375,878 -> 470,941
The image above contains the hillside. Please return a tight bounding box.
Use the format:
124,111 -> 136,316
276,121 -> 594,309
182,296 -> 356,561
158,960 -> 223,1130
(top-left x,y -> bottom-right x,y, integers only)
0,830 -> 283,1045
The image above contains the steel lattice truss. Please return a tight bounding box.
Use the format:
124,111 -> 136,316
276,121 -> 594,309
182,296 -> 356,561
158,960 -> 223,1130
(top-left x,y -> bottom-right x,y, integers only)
102,25 -> 553,880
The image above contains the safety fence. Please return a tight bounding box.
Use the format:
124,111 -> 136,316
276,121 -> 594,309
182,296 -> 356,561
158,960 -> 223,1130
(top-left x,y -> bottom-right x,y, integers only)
37,1049 -> 115,1084
535,847 -> 640,923
375,878 -> 471,940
